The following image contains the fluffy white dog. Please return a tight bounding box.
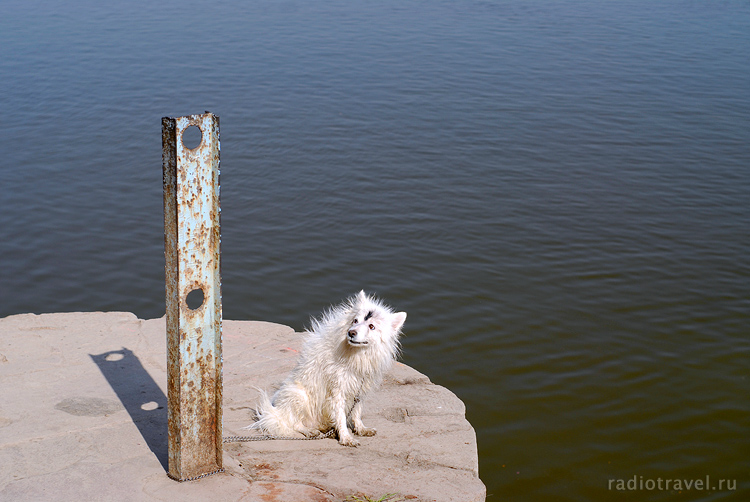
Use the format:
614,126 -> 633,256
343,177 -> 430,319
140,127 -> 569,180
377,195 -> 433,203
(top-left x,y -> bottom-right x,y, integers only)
249,291 -> 407,446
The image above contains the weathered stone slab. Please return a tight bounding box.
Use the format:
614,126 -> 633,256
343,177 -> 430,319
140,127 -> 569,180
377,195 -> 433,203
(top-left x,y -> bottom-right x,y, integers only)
0,312 -> 485,501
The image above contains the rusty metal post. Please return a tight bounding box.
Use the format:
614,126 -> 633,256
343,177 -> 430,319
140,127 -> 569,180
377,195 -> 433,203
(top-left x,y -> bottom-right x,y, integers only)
162,112 -> 223,481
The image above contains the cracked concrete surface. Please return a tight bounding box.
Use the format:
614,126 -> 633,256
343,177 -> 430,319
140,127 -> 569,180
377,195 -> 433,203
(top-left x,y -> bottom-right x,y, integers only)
0,312 -> 485,501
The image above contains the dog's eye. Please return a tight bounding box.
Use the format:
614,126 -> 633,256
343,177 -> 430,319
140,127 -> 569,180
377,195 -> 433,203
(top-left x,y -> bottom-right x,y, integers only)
368,324 -> 375,330
353,319 -> 358,324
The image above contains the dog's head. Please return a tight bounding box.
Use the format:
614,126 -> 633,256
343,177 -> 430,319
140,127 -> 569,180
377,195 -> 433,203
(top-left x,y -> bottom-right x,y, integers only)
346,291 -> 407,348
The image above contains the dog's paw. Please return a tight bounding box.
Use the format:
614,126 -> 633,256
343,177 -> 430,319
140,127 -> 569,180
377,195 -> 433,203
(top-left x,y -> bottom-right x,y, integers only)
338,435 -> 360,447
354,426 -> 377,437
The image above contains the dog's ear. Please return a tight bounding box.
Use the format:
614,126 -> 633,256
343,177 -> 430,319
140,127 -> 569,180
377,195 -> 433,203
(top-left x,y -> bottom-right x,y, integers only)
391,312 -> 407,332
357,290 -> 367,302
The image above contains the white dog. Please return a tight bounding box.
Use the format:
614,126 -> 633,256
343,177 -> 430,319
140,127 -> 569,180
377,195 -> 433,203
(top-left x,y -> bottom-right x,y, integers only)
249,291 -> 407,447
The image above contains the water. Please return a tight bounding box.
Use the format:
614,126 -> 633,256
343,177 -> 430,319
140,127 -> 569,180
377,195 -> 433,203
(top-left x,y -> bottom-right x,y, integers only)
2,0 -> 749,499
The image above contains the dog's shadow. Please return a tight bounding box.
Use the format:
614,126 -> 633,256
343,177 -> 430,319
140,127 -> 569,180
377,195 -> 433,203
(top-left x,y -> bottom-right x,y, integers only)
90,348 -> 168,472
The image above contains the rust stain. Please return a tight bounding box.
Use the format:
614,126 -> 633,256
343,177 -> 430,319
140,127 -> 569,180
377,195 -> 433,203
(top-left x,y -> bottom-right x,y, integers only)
162,112 -> 223,481
259,482 -> 283,502
253,462 -> 280,479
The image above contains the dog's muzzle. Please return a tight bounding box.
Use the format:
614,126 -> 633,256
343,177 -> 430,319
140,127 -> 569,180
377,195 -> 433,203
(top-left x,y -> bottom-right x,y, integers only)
347,329 -> 368,346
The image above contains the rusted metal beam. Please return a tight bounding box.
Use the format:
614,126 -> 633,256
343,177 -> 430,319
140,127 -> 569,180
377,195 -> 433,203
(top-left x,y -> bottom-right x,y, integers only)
162,112 -> 223,481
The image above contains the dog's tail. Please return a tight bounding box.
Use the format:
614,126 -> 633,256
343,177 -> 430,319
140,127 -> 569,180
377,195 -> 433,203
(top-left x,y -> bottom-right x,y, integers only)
242,387 -> 299,436
241,387 -> 273,431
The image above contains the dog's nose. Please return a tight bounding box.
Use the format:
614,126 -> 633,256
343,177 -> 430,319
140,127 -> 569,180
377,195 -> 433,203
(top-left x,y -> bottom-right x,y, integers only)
347,330 -> 356,338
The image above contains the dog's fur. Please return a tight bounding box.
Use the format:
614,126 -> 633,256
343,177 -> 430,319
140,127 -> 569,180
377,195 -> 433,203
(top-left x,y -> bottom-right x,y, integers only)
248,291 -> 407,446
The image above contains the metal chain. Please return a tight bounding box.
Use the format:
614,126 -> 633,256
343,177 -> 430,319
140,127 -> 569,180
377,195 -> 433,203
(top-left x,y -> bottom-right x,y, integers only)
223,429 -> 336,443
176,394 -> 358,479
168,431 -> 335,482
167,468 -> 225,483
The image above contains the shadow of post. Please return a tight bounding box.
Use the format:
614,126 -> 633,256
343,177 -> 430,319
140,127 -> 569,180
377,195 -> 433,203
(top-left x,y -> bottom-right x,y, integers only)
90,348 -> 168,472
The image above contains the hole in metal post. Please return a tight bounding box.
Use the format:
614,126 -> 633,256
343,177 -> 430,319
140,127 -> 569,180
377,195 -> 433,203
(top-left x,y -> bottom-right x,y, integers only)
181,125 -> 203,149
186,288 -> 205,310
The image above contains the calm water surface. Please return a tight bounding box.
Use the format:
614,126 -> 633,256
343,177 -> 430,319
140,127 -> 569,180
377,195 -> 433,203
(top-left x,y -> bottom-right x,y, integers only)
2,0 -> 749,499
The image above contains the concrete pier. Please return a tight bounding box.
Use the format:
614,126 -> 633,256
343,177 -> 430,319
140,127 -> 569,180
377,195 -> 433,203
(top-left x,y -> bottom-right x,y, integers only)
0,312 -> 485,501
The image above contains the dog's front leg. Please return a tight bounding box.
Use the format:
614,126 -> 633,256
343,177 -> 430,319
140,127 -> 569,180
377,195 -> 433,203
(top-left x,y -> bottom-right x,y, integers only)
352,398 -> 376,437
333,396 -> 359,447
